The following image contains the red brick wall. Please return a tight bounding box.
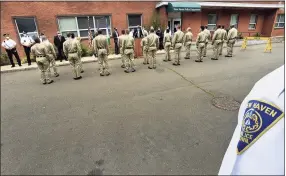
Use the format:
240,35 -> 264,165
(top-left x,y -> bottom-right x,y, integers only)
272,9 -> 285,36
0,1 -> 157,58
182,12 -> 202,38
261,9 -> 277,36
158,7 -> 168,29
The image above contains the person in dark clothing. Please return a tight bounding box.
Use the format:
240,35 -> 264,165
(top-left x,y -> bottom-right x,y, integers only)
156,27 -> 164,50
53,31 -> 67,62
112,27 -> 119,55
133,25 -> 143,38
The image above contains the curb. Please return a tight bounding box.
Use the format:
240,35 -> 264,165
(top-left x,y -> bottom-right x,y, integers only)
1,41 -> 282,73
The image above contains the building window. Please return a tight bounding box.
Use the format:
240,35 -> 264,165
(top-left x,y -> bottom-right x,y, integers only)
57,16 -> 111,38
249,14 -> 258,30
275,14 -> 285,28
14,17 -> 39,39
230,14 -> 239,29
128,14 -> 142,31
207,14 -> 217,31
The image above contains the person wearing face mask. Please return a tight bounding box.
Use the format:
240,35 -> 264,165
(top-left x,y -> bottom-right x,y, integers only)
53,31 -> 67,62
20,31 -> 35,66
1,34 -> 22,68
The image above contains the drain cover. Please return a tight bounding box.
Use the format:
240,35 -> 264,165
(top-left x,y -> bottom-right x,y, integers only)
212,96 -> 241,111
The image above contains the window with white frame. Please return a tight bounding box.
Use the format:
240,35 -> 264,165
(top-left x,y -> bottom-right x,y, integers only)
57,16 -> 111,38
230,14 -> 239,29
207,14 -> 217,31
128,14 -> 142,31
275,14 -> 285,28
249,14 -> 258,30
14,17 -> 39,39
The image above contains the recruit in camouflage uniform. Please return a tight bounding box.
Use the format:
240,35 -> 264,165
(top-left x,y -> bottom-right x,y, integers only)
183,27 -> 193,60
76,37 -> 84,73
63,33 -> 82,80
141,31 -> 149,64
118,30 -> 127,68
220,26 -> 227,55
41,35 -> 59,77
195,26 -> 207,62
146,27 -> 159,69
211,25 -> 223,60
203,26 -> 211,57
122,30 -> 136,73
225,25 -> 238,57
92,30 -> 110,76
172,25 -> 184,66
163,28 -> 172,62
31,37 -> 53,84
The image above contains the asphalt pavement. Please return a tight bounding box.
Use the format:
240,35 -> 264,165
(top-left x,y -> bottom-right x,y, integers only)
1,43 -> 284,175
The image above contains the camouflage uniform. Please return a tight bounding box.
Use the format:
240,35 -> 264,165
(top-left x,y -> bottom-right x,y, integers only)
140,36 -> 149,64
172,29 -> 184,65
42,40 -> 59,77
118,34 -> 127,67
211,28 -> 223,60
92,34 -> 110,76
195,31 -> 207,62
220,28 -> 227,55
146,32 -> 159,69
203,28 -> 211,57
226,27 -> 238,57
163,33 -> 172,62
183,29 -> 193,59
122,35 -> 136,72
31,43 -> 53,84
63,38 -> 82,79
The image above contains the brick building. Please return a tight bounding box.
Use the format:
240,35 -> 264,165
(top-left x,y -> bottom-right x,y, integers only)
0,1 -> 284,58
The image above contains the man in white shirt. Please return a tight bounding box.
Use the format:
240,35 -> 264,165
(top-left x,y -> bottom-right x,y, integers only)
219,65 -> 284,175
1,34 -> 22,67
164,26 -> 172,37
20,31 -> 35,66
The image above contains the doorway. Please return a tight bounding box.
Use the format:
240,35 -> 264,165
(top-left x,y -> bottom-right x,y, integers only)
168,18 -> 181,34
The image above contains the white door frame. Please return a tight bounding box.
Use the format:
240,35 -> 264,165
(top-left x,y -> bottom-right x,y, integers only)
172,18 -> 181,33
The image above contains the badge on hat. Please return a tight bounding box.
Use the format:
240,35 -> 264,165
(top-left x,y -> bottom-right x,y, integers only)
237,100 -> 284,154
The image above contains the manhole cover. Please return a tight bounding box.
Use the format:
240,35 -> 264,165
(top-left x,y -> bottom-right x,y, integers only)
212,96 -> 241,111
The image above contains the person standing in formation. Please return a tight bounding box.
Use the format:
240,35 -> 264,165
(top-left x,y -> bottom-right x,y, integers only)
112,27 -> 119,55
76,37 -> 84,73
163,28 -> 172,62
31,37 -> 53,84
183,27 -> 193,60
54,31 -> 67,62
195,26 -> 207,62
93,30 -> 110,76
146,27 -> 159,69
203,26 -> 211,57
172,24 -> 184,66
118,30 -> 127,68
41,35 -> 59,77
122,30 -> 136,73
220,25 -> 227,55
156,27 -> 164,50
211,25 -> 223,60
1,34 -> 22,68
164,26 -> 172,37
21,31 -> 35,66
219,65 -> 284,175
63,33 -> 82,80
141,31 -> 149,65
225,24 -> 238,57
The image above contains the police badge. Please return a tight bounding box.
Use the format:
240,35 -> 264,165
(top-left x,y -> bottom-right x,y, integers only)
237,100 -> 284,154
